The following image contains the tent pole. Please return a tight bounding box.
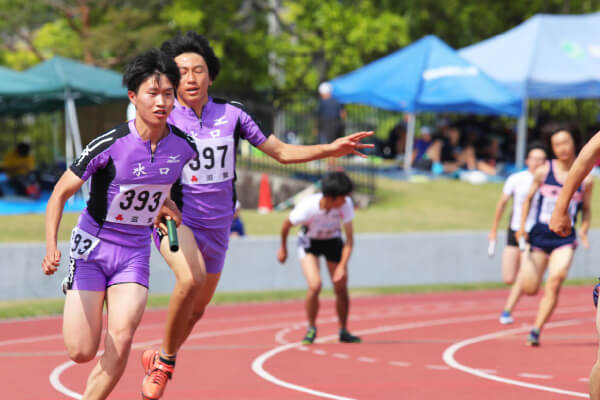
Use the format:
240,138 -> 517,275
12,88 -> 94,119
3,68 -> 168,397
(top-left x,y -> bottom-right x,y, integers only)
515,97 -> 528,170
403,113 -> 416,177
64,100 -> 73,170
65,89 -> 88,201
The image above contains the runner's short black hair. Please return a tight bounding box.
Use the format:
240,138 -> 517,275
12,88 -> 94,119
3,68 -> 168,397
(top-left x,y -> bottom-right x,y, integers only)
122,49 -> 180,93
161,31 -> 220,81
321,172 -> 354,198
526,142 -> 547,158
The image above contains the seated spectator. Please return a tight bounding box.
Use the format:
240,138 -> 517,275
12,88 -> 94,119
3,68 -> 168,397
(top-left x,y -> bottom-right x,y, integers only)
428,126 -> 476,173
412,125 -> 434,171
475,135 -> 503,176
230,201 -> 246,237
382,121 -> 406,160
1,141 -> 40,198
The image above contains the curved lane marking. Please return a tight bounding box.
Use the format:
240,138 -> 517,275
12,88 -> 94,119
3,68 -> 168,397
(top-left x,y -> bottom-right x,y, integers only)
442,319 -> 588,398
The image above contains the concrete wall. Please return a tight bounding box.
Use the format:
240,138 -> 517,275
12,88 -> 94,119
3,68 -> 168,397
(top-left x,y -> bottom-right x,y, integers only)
2,230 -> 599,301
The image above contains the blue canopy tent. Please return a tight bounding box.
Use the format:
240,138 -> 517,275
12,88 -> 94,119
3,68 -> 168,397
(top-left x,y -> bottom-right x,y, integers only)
459,12 -> 600,168
330,35 -> 522,173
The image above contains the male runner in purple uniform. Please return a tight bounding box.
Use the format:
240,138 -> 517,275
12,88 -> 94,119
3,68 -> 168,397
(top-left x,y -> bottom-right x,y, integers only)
41,49 -> 197,400
141,31 -> 373,399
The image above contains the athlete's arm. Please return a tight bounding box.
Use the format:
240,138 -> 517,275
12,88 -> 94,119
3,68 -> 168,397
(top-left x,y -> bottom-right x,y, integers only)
516,165 -> 545,241
579,178 -> 594,249
42,169 -> 85,275
489,193 -> 511,241
333,222 -> 354,284
277,218 -> 294,264
257,132 -> 374,164
550,132 -> 600,237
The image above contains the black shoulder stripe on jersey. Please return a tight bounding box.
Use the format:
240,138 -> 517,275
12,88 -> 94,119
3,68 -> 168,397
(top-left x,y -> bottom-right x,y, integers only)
170,177 -> 184,212
169,124 -> 199,157
86,157 -> 116,226
227,99 -> 270,139
70,122 -> 130,178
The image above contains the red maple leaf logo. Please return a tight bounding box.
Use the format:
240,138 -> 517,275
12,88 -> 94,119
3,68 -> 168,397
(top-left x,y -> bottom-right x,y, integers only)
191,176 -> 198,182
116,214 -> 124,221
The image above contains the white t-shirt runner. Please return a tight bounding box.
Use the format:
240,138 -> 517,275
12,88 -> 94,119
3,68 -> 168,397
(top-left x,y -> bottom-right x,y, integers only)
289,193 -> 354,240
502,170 -> 538,232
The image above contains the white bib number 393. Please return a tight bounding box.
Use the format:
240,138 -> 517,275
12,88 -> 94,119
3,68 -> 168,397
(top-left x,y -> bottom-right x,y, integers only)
106,184 -> 170,226
70,227 -> 100,261
182,137 -> 234,185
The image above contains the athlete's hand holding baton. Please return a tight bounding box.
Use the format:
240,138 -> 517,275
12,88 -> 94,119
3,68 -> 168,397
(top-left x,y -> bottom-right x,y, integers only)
155,198 -> 181,252
515,229 -> 528,252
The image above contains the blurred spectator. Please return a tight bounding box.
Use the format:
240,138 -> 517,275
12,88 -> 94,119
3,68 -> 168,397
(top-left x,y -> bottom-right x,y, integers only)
428,126 -> 477,173
412,125 -> 434,170
230,201 -> 246,237
315,82 -> 346,144
382,121 -> 406,160
1,141 -> 40,198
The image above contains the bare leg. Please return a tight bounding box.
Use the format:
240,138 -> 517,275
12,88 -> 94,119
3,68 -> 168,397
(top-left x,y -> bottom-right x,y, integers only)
62,290 -> 105,363
82,283 -> 147,400
159,224 -> 206,355
501,245 -> 521,284
520,248 -> 549,295
590,304 -> 600,399
326,261 -> 349,330
533,246 -> 574,331
174,272 -> 222,351
300,254 -> 321,327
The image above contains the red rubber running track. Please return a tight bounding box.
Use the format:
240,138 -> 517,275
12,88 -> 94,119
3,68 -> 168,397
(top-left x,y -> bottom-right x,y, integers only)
0,286 -> 595,399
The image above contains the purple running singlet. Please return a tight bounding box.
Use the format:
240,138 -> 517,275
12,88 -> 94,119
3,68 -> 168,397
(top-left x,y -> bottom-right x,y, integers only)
65,120 -> 197,290
157,97 -> 269,273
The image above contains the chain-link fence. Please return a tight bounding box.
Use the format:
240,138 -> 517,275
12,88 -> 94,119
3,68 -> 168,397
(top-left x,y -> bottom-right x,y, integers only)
212,89 -> 397,196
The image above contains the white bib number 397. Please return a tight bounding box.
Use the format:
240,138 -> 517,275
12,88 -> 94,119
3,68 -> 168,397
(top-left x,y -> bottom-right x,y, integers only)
182,137 -> 234,185
70,227 -> 100,260
106,184 -> 170,226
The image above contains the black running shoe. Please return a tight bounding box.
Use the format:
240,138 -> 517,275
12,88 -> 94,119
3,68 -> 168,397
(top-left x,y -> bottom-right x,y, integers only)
594,281 -> 600,308
339,329 -> 362,343
527,329 -> 540,346
301,327 -> 317,345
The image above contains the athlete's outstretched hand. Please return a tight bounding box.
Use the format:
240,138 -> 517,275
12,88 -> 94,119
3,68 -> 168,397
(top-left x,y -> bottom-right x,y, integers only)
277,246 -> 287,264
328,131 -> 374,158
549,209 -> 572,238
42,246 -> 61,275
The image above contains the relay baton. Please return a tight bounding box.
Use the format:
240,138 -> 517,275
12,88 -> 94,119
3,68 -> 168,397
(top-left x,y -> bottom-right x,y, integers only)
166,218 -> 179,252
518,236 -> 527,252
487,240 -> 496,258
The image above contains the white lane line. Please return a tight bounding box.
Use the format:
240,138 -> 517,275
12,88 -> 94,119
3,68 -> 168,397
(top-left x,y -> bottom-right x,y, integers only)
442,319 -> 588,398
426,365 -> 449,370
253,306 -> 591,400
252,342 -> 357,400
357,357 -> 376,363
313,349 -> 327,355
519,373 -> 553,380
477,369 -> 496,374
389,361 -> 411,367
578,378 -> 589,383
49,360 -> 83,400
297,346 -> 309,351
333,353 -> 349,359
0,334 -> 63,347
